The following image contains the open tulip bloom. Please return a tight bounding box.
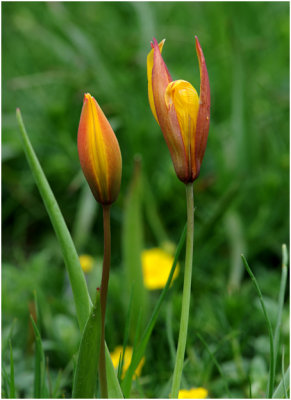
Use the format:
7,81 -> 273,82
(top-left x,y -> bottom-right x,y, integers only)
147,36 -> 210,398
147,36 -> 210,183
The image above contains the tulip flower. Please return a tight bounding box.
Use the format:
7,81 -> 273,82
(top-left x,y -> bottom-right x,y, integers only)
147,36 -> 210,183
147,37 -> 211,398
77,93 -> 122,205
77,93 -> 122,396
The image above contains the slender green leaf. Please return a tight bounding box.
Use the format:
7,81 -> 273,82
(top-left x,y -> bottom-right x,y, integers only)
272,366 -> 290,398
30,316 -> 46,398
9,341 -> 15,399
142,172 -> 168,244
105,344 -> 124,398
241,255 -> 275,398
16,109 -> 92,332
2,320 -> 16,356
118,289 -> 134,381
166,302 -> 176,367
2,366 -> 10,398
52,370 -> 63,399
52,358 -> 74,398
282,347 -> 288,399
273,244 -> 288,374
123,157 -> 148,339
72,291 -> 102,398
198,182 -> 239,244
122,224 -> 187,397
73,183 -> 98,251
16,109 -> 123,397
46,357 -> 53,399
196,332 -> 231,398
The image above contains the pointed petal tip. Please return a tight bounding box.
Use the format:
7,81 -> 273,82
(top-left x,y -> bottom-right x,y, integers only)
152,37 -> 158,47
84,93 -> 92,101
151,38 -> 166,50
195,36 -> 201,49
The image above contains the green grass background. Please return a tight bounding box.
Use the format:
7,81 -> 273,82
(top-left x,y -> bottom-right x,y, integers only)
2,2 -> 289,398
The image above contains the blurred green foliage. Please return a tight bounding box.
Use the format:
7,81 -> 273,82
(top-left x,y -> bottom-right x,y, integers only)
2,2 -> 289,398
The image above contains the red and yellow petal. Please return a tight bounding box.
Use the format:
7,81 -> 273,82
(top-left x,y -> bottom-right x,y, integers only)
151,38 -> 189,182
193,36 -> 210,180
147,39 -> 165,123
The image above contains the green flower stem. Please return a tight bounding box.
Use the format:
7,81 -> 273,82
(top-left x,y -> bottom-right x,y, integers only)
99,205 -> 111,398
171,182 -> 194,398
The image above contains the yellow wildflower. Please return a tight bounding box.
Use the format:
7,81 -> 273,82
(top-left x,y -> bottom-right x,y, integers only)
110,346 -> 144,379
79,254 -> 94,274
142,248 -> 179,290
178,387 -> 208,399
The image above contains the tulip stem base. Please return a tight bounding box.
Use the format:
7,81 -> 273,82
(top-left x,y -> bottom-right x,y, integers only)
171,182 -> 194,398
99,205 -> 111,398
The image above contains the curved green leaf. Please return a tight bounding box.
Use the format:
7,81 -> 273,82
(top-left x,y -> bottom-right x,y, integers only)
30,316 -> 47,398
16,108 -> 91,331
242,255 -> 275,398
72,291 -> 101,398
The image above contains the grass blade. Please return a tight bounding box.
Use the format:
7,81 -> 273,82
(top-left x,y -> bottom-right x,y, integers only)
72,291 -> 101,398
121,223 -> 187,397
196,332 -> 231,398
2,366 -> 10,398
30,316 -> 46,398
9,340 -> 15,398
72,183 -> 98,251
241,255 -> 275,398
273,244 -> 288,374
166,302 -> 177,367
142,172 -> 168,244
272,366 -> 290,398
118,289 -> 134,381
123,157 -> 148,339
281,347 -> 288,398
198,182 -> 239,244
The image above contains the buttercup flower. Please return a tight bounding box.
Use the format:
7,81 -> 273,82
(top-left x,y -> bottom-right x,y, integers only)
110,346 -> 145,379
142,248 -> 179,290
178,387 -> 208,399
77,93 -> 122,205
79,254 -> 94,274
147,36 -> 210,183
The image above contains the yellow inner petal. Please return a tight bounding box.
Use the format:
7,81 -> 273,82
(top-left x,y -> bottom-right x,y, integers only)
147,40 -> 165,123
85,94 -> 108,199
165,80 -> 199,167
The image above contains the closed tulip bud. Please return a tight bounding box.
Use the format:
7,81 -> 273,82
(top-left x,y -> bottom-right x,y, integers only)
147,36 -> 210,183
77,93 -> 122,205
